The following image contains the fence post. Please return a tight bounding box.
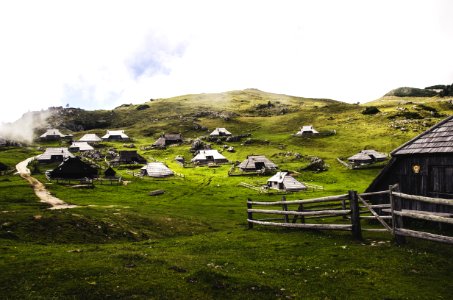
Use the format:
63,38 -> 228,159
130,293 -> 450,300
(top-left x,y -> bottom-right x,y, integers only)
349,190 -> 362,240
390,185 -> 406,245
292,203 -> 305,223
247,198 -> 253,229
282,196 -> 289,223
341,197 -> 347,219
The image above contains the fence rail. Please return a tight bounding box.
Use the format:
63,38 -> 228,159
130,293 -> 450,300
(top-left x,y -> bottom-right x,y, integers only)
247,184 -> 453,245
247,191 -> 362,240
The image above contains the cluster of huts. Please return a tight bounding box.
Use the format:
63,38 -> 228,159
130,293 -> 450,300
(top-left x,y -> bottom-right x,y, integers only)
34,115 -> 453,202
35,126 -> 310,192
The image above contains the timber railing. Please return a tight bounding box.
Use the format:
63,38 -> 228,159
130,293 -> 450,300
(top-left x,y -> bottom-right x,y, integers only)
247,185 -> 453,244
247,191 -> 363,240
386,185 -> 453,245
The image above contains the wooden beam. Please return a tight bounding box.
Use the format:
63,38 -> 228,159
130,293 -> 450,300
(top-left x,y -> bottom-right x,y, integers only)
247,209 -> 351,216
391,192 -> 453,206
247,194 -> 348,206
391,210 -> 453,225
358,195 -> 392,232
395,228 -> 453,244
359,190 -> 390,197
362,228 -> 389,232
247,219 -> 352,231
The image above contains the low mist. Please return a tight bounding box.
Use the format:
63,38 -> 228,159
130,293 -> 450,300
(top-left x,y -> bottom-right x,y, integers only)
0,110 -> 53,144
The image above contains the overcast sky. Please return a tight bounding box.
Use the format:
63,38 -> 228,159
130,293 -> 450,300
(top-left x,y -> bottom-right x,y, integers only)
0,0 -> 452,122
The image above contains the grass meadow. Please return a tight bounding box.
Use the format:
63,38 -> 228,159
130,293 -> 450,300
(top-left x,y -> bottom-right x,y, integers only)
1,91 -> 453,298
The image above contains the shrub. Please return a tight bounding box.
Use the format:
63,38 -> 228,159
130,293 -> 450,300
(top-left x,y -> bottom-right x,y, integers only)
362,106 -> 380,115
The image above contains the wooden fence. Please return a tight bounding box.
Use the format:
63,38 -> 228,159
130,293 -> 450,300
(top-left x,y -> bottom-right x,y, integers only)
247,185 -> 453,244
247,191 -> 363,240
387,185 -> 453,245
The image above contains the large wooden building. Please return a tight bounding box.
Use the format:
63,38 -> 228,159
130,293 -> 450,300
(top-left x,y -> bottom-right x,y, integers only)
48,157 -> 98,179
366,116 -> 453,212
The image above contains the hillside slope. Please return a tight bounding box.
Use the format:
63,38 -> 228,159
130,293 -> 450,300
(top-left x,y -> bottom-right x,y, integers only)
1,89 -> 453,298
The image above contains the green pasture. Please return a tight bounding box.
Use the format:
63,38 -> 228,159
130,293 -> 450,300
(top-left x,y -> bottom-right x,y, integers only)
1,90 -> 452,298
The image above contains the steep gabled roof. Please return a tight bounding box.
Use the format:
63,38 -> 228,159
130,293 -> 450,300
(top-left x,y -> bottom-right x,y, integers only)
163,133 -> 182,141
40,128 -> 66,138
267,172 -> 306,191
49,157 -> 98,179
102,130 -> 129,139
113,150 -> 146,164
37,148 -> 75,161
210,128 -> 232,136
141,162 -> 174,177
191,150 -> 228,162
392,115 -> 453,155
348,150 -> 387,162
295,125 -> 319,135
238,155 -> 277,170
69,142 -> 94,152
79,133 -> 102,143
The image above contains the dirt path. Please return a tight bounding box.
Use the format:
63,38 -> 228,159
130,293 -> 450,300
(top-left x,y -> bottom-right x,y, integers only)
16,157 -> 76,210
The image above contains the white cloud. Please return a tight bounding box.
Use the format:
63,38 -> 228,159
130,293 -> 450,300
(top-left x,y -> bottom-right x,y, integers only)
0,0 -> 452,122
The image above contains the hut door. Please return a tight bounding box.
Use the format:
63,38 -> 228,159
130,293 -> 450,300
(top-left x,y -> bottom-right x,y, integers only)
429,166 -> 453,198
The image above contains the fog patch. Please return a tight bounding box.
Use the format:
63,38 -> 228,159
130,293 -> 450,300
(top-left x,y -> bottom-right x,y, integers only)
0,110 -> 53,144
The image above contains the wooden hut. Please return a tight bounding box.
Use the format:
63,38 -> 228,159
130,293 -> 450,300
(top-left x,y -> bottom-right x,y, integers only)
78,133 -> 102,144
267,172 -> 306,192
104,167 -> 117,178
295,125 -> 319,136
48,157 -> 98,179
39,128 -> 72,141
111,150 -> 146,165
153,133 -> 183,148
210,128 -> 232,137
69,142 -> 94,152
366,115 -> 453,212
238,155 -> 278,172
348,149 -> 387,165
141,162 -> 174,177
191,150 -> 228,165
102,130 -> 130,141
37,147 -> 75,163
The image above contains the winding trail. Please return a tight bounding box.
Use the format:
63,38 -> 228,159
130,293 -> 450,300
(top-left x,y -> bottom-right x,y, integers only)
16,157 -> 76,210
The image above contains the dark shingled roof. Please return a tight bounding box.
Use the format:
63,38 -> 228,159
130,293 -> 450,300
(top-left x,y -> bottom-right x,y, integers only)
392,115 -> 453,156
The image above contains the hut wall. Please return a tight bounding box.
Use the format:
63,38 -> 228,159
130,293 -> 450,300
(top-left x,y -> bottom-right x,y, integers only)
368,154 -> 453,212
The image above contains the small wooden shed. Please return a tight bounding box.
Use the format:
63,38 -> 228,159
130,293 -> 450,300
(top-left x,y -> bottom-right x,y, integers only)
104,167 -> 117,178
366,115 -> 453,212
210,128 -> 232,137
78,133 -> 102,144
191,150 -> 228,165
153,133 -> 183,148
39,128 -> 72,141
111,150 -> 146,165
267,172 -> 306,191
69,142 -> 94,152
102,130 -> 130,141
141,162 -> 174,177
238,155 -> 278,172
348,150 -> 387,165
295,125 -> 319,136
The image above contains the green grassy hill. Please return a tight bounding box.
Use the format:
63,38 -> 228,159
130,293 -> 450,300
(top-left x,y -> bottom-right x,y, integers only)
1,89 -> 452,299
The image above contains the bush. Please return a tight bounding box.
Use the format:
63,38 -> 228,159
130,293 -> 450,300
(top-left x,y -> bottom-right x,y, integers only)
136,104 -> 150,111
362,106 -> 380,115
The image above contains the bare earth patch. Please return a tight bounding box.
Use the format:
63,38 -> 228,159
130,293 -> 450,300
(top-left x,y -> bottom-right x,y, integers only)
16,157 -> 76,210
